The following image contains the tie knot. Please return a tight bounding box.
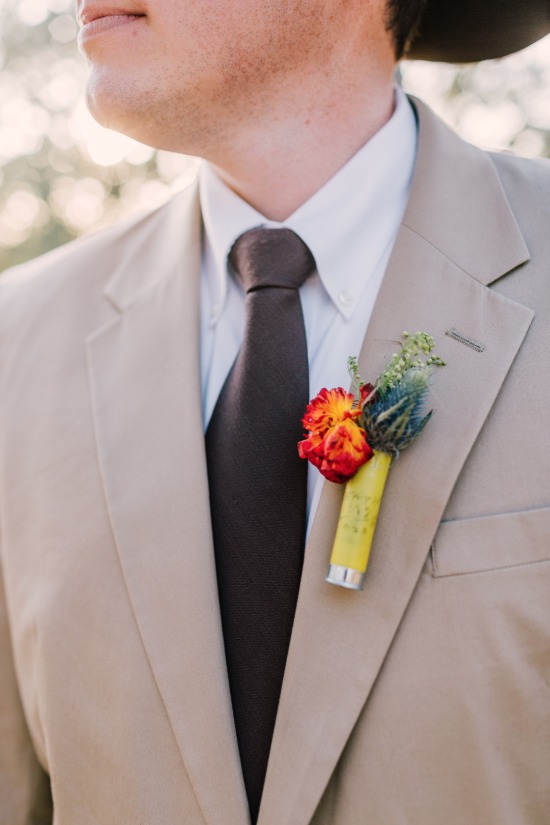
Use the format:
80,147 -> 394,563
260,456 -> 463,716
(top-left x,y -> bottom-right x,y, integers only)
228,227 -> 316,293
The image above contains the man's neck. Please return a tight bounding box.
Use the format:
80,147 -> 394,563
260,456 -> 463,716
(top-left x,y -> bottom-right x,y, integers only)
207,72 -> 396,222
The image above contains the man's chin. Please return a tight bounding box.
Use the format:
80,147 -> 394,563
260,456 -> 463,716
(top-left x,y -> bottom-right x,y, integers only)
84,77 -> 153,145
83,70 -> 211,155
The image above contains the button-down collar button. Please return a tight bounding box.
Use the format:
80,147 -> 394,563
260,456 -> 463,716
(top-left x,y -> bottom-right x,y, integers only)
338,289 -> 354,307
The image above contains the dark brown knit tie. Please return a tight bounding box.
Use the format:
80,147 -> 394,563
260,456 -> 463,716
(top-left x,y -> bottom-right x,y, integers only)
205,227 -> 315,823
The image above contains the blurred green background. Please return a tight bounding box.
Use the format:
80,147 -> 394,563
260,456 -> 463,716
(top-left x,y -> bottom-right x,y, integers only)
1,0 -> 549,272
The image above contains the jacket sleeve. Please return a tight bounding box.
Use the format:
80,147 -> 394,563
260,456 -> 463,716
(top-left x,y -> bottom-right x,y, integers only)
0,558 -> 53,825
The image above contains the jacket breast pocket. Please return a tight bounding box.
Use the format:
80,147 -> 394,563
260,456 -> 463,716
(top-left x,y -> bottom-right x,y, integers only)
431,506 -> 550,577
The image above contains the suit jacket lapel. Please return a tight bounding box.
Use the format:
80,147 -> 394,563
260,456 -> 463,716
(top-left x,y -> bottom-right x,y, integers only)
86,184 -> 250,825
258,100 -> 533,825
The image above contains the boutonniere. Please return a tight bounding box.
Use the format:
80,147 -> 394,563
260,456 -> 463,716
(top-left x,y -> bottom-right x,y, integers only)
298,332 -> 446,590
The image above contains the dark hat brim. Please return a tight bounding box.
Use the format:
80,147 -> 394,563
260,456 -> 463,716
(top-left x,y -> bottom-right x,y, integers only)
408,0 -> 550,62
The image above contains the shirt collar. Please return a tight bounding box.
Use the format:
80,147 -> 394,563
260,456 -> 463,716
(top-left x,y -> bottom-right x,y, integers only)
200,87 -> 418,322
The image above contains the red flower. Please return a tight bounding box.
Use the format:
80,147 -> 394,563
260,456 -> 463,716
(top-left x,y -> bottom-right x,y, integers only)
298,387 -> 373,483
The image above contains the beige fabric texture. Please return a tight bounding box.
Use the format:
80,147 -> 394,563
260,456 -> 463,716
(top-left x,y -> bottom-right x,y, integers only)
0,100 -> 549,825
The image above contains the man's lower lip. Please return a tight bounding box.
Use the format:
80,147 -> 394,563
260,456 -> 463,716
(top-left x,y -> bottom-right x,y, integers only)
78,14 -> 145,45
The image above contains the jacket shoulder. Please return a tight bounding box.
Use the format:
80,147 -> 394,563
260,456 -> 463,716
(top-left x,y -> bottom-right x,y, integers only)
488,151 -> 550,282
0,181 -> 199,345
1,184 -> 194,303
490,150 -> 550,207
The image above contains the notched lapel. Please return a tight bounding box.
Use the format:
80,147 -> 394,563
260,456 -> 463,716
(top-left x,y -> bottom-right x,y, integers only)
259,103 -> 534,825
86,187 -> 249,825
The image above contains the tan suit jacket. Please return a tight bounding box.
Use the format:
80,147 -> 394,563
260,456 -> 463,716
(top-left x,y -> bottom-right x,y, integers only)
1,99 -> 549,825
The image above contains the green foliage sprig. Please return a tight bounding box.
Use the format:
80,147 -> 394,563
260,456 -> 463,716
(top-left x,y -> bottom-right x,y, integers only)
376,331 -> 446,393
348,332 -> 446,457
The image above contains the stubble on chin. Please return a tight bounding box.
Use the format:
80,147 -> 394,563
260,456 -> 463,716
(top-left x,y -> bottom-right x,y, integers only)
84,68 -> 215,157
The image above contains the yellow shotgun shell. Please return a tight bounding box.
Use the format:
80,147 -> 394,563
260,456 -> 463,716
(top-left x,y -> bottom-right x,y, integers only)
325,450 -> 392,590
